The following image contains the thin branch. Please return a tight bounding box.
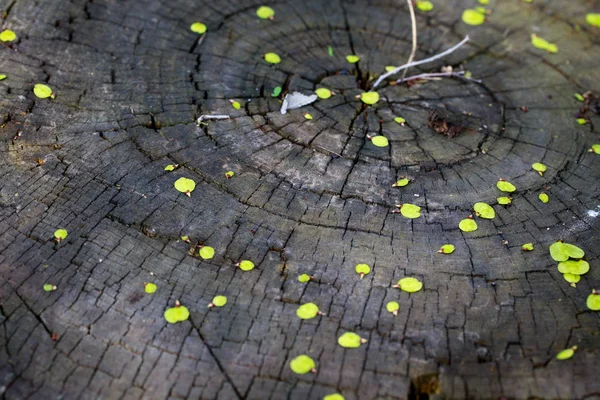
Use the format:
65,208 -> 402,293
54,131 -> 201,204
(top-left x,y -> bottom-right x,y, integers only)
396,70 -> 482,84
401,0 -> 418,79
372,35 -> 470,89
196,114 -> 230,125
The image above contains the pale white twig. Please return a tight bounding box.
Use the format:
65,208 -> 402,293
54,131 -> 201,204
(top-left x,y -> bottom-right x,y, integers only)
372,35 -> 470,88
396,71 -> 482,84
401,0 -> 418,80
196,114 -> 230,125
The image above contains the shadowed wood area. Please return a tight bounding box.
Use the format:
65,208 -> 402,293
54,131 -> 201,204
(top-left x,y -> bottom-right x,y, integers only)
1,0 -> 600,399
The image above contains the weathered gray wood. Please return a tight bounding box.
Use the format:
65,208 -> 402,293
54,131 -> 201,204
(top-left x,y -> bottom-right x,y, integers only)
1,0 -> 599,399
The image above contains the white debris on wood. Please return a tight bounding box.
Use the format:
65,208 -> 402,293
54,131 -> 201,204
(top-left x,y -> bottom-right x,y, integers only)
280,92 -> 318,114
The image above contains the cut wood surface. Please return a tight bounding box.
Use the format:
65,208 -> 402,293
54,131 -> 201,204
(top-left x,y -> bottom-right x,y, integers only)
0,0 -> 599,399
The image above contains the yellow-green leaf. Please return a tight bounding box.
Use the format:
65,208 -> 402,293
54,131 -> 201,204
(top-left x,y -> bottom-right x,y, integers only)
539,192 -> 549,203
478,0 -> 489,4
392,178 -> 409,187
532,163 -> 547,175
304,113 -> 313,120
346,55 -> 360,63
386,301 -> 399,314
316,88 -> 333,99
43,283 -> 57,292
296,303 -> 320,319
496,180 -> 516,192
497,196 -> 512,205
0,29 -> 17,42
586,290 -> 600,310
557,260 -> 589,275
225,170 -> 234,178
474,202 -> 495,219
272,86 -> 282,97
400,203 -> 421,219
199,246 -> 215,260
165,164 -> 176,171
574,93 -> 584,102
459,218 -> 478,232
355,263 -> 370,278
0,74 -> 6,81
394,116 -> 406,125
462,9 -> 486,25
415,1 -> 434,12
164,302 -> 190,324
371,135 -> 389,147
190,22 -> 207,34
238,260 -> 255,271
211,295 -> 228,307
439,244 -> 455,254
577,118 -> 588,125
256,6 -> 275,20
556,346 -> 577,360
144,283 -> 157,294
563,273 -> 580,284
298,273 -> 311,283
522,243 -> 534,251
289,355 -> 316,374
264,52 -> 281,64
549,242 -> 584,262
360,91 -> 380,105
54,229 -> 68,241
395,277 -> 423,293
385,66 -> 397,72
337,332 -> 366,348
174,177 -> 196,196
531,34 -> 558,53
34,84 -> 54,99
590,144 -> 600,154
231,101 -> 241,110
324,394 -> 345,400
585,13 -> 600,27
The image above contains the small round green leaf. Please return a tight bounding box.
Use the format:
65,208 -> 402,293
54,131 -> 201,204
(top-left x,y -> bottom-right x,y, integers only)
190,22 -> 207,34
393,178 -> 409,187
371,136 -> 388,147
34,84 -> 54,99
497,197 -> 512,205
586,291 -> 600,311
396,277 -> 423,293
532,163 -> 547,175
144,283 -> 157,294
298,274 -> 311,283
174,177 -> 196,196
289,355 -> 316,374
462,9 -> 485,25
346,55 -> 360,63
199,246 -> 215,260
304,113 -> 313,120
231,101 -> 241,110
439,244 -> 455,254
264,52 -> 281,64
556,346 -> 577,360
586,13 -> 600,27
496,180 -> 516,192
360,91 -> 379,105
337,332 -> 366,348
0,29 -> 17,42
539,192 -> 549,203
574,93 -> 585,102
557,260 -> 589,275
394,116 -> 406,124
415,1 -> 434,12
385,66 -> 397,72
272,86 -> 282,97
165,164 -> 176,171
43,284 -> 57,292
531,34 -> 558,53
563,273 -> 580,284
355,263 -> 370,278
577,118 -> 588,125
256,6 -> 275,19
296,303 -> 320,319
225,170 -> 234,178
54,229 -> 68,241
324,394 -> 345,400
316,88 -> 333,99
590,144 -> 600,154
164,303 -> 190,324
212,295 -> 227,307
521,243 -> 534,251
474,202 -> 495,219
238,260 -> 255,271
400,203 -> 421,219
459,218 -> 478,232
386,301 -> 400,314
0,74 -> 6,81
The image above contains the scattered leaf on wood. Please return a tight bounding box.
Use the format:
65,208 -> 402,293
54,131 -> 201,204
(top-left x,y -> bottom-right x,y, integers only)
0,29 -> 16,42
522,243 -> 534,251
531,34 -> 558,53
462,9 -> 486,25
144,283 -> 157,294
264,52 -> 281,64
338,332 -> 367,348
438,244 -> 455,254
474,202 -> 495,219
237,260 -> 255,271
209,295 -> 227,307
355,264 -> 371,279
174,177 -> 196,197
289,355 -> 316,374
199,246 -> 215,259
346,55 -> 360,63
394,277 -> 423,293
296,303 -> 321,319
256,6 -> 275,20
190,22 -> 207,34
164,300 -> 190,324
386,301 -> 400,315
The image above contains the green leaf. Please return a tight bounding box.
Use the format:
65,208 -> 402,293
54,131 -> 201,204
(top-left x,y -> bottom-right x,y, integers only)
392,178 -> 409,187
386,301 -> 400,314
199,246 -> 215,260
549,242 -> 584,262
539,192 -> 549,203
271,86 -> 282,97
360,91 -> 380,105
462,9 -> 486,25
164,301 -> 190,324
585,13 -> 600,27
394,117 -> 406,125
496,180 -> 516,193
586,291 -> 600,310
521,243 -> 534,251
174,177 -> 196,196
556,346 -> 577,360
324,394 -> 345,400
459,218 -> 478,232
190,22 -> 207,34
395,277 -> 423,293
497,196 -> 512,205
238,260 -> 255,271
328,45 -> 334,57
415,1 -> 434,12
264,52 -> 281,64
0,29 -> 17,42
298,273 -> 311,283
34,83 -> 54,99
355,263 -> 371,278
296,303 -> 320,319
144,283 -> 157,294
337,332 -> 367,348
225,171 -> 234,179
43,283 -> 57,292
181,235 -> 190,242
385,66 -> 397,72
531,34 -> 558,53
473,202 -> 495,219
164,164 -> 176,171
231,101 -> 241,110
590,144 -> 600,154
256,6 -> 275,20
346,55 -> 360,63
54,229 -> 68,241
562,273 -> 580,284
438,244 -> 455,254
400,203 -> 421,219
478,0 -> 489,4
574,93 -> 584,102
316,88 -> 333,99
557,260 -> 589,275
532,162 -> 547,175
0,74 -> 6,81
370,135 -> 388,147
289,355 -> 316,374
211,295 -> 227,307
304,113 -> 313,120
577,118 -> 588,125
